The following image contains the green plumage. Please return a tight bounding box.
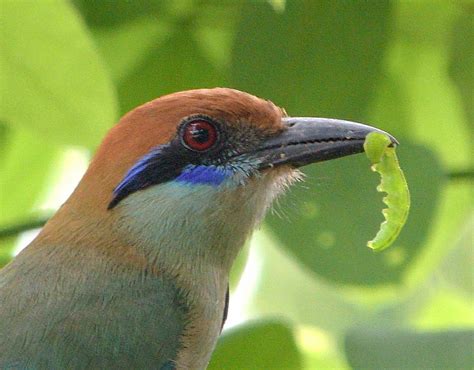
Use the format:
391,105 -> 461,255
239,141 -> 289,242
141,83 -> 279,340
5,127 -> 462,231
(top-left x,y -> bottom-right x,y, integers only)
0,248 -> 187,368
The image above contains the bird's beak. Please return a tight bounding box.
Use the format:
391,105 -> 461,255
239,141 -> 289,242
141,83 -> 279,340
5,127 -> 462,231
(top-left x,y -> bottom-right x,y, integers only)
255,117 -> 398,169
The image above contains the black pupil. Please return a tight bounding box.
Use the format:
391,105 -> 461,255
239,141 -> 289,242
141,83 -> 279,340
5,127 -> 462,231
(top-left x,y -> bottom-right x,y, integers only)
191,127 -> 209,143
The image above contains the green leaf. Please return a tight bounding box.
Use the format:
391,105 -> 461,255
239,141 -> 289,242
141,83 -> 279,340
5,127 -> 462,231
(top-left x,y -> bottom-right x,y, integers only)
367,75 -> 412,139
231,0 -> 392,120
303,351 -> 349,370
384,1 -> 471,170
436,218 -> 474,296
344,327 -> 474,370
266,142 -> 442,285
87,2 -> 241,115
249,230 -> 363,334
0,122 -> 9,167
116,29 -> 225,114
448,10 -> 474,131
209,320 -> 302,370
0,0 -> 117,148
298,326 -> 350,369
73,0 -> 164,28
412,289 -> 474,329
0,129 -> 59,266
92,17 -> 171,82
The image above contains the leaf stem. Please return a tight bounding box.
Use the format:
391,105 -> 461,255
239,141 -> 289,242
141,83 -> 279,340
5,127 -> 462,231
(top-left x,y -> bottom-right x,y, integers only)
0,218 -> 49,240
447,169 -> 474,181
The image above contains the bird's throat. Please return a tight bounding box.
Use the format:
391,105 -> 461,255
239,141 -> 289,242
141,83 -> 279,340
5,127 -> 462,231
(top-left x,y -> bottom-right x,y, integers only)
114,167 -> 300,275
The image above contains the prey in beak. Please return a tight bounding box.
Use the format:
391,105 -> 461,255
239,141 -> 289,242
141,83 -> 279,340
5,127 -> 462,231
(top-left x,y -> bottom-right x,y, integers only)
254,117 -> 397,170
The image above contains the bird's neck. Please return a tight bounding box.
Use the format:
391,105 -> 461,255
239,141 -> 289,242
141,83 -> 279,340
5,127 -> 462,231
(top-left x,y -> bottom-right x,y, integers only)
114,177 -> 280,275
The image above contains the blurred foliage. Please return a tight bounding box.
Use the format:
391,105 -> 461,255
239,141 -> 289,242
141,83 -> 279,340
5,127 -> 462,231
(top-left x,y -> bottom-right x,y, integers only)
0,0 -> 117,147
0,0 -> 472,368
209,319 -> 302,369
345,327 -> 474,369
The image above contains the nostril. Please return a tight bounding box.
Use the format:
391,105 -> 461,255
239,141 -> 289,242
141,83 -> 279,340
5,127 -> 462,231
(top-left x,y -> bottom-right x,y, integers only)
284,119 -> 297,128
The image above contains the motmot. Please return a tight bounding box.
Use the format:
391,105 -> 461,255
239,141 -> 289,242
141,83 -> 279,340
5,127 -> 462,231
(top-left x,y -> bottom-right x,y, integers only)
0,88 -> 395,369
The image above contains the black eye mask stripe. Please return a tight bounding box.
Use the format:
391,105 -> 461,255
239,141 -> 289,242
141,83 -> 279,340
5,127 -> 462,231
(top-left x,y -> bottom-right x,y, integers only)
108,144 -> 189,209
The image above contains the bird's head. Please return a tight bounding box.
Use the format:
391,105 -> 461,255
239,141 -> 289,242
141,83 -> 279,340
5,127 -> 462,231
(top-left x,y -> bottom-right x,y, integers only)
51,88 -> 395,272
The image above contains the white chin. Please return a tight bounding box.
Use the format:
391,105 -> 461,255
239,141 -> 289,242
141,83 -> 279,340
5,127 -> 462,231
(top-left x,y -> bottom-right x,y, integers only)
246,165 -> 303,225
266,165 -> 304,196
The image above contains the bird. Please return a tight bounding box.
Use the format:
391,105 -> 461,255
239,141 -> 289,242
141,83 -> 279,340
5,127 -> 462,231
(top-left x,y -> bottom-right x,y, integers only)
0,88 -> 395,369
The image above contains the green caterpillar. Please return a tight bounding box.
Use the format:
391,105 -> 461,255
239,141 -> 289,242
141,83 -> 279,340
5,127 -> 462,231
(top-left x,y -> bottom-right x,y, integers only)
364,132 -> 411,252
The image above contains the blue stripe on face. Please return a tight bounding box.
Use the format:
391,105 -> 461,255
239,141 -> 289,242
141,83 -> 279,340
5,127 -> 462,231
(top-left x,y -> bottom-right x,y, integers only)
109,144 -> 237,208
114,147 -> 164,197
175,165 -> 233,186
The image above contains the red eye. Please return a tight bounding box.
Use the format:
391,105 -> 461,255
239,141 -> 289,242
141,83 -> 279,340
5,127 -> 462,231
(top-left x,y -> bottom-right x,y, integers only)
182,120 -> 218,151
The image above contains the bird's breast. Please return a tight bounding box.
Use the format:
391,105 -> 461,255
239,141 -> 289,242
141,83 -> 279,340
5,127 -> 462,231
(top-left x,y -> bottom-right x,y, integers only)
173,267 -> 228,369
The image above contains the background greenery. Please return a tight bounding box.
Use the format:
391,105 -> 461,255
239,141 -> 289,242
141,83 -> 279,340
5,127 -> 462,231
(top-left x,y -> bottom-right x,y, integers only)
1,0 -> 472,368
